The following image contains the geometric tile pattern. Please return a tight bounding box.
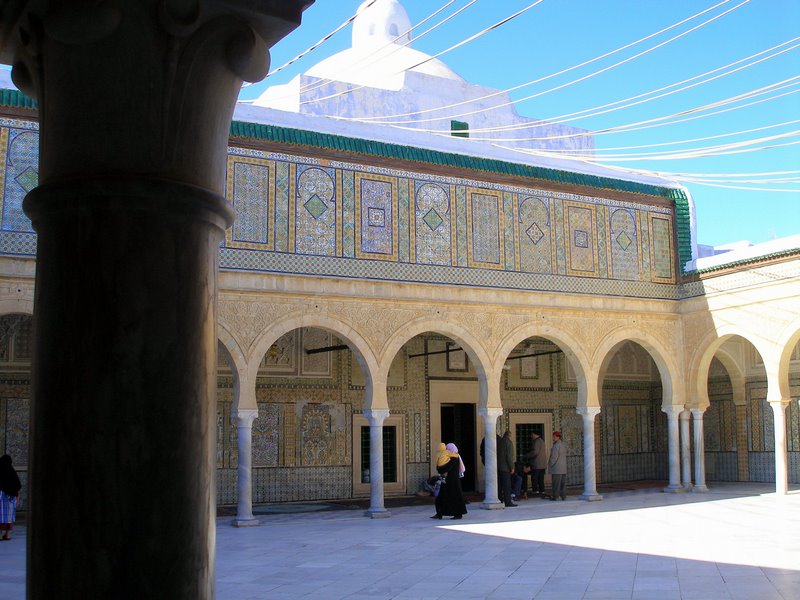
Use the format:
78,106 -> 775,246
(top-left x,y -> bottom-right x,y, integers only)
414,182 -> 452,265
649,214 -> 675,282
0,119 -> 680,298
466,189 -> 503,268
517,196 -> 553,274
609,208 -> 640,280
355,173 -> 397,261
296,165 -> 337,257
564,201 -> 599,277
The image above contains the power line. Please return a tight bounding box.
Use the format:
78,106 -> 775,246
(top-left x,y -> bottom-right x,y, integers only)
345,0 -> 749,124
459,36 -> 800,138
299,0 -> 547,107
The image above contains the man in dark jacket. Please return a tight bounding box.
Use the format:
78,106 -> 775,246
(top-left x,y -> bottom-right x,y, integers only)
497,430 -> 516,507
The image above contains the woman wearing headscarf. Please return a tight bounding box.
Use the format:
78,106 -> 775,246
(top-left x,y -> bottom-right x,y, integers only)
430,442 -> 467,520
0,454 -> 21,541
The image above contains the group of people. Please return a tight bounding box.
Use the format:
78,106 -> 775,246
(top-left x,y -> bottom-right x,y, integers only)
484,430 -> 568,506
427,429 -> 568,521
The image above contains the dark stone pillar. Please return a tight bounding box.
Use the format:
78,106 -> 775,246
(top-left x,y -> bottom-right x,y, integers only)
0,1 -> 312,597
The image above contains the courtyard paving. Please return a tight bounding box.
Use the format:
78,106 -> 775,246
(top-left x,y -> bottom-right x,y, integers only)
0,482 -> 797,599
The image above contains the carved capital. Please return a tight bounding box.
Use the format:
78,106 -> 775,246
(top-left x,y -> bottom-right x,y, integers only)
1,1 -> 312,191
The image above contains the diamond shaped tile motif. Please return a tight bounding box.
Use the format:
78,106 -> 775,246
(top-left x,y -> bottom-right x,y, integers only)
14,167 -> 38,193
423,208 -> 443,232
526,222 -> 545,245
304,194 -> 328,219
616,230 -> 632,250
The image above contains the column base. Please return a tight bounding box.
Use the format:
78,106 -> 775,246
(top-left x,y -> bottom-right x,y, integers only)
682,483 -> 694,492
232,518 -> 260,528
481,501 -> 505,510
691,484 -> 709,493
365,508 -> 391,519
579,493 -> 603,502
663,485 -> 687,493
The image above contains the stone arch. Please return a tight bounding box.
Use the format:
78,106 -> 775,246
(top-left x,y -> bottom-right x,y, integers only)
379,315 -> 493,405
775,318 -> 800,402
217,322 -> 248,409
594,326 -> 681,409
247,311 -> 381,407
713,347 -> 746,406
687,325 -> 765,410
494,323 -> 592,407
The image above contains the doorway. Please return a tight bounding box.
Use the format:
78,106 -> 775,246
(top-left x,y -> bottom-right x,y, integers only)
440,403 -> 477,491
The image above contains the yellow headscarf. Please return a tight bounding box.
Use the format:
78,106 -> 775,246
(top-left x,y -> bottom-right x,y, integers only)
436,442 -> 457,467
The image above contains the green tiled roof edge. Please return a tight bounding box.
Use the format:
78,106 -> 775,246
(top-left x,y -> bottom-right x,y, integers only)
0,88 -> 36,109
668,188 -> 692,272
230,119 -> 694,272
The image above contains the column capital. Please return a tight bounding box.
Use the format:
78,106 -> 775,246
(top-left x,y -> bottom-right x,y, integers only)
577,406 -> 601,418
767,398 -> 791,409
478,407 -> 504,420
363,408 -> 390,426
232,408 -> 259,427
690,407 -> 707,418
662,405 -> 684,417
1,1 -> 311,191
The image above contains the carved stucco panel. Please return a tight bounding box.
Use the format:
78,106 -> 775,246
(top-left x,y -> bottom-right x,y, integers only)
323,301 -> 418,353
219,298 -> 306,354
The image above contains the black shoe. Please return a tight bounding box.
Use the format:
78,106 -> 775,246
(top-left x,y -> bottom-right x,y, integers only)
430,514 -> 442,519
505,503 -> 518,507
451,515 -> 462,520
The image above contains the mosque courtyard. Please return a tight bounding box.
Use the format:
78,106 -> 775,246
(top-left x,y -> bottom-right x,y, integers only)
1,482 -> 797,599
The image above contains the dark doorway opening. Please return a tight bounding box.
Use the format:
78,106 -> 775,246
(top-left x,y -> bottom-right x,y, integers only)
440,403 -> 476,491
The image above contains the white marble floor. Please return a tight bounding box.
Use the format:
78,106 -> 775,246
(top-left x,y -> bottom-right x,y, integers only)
1,483 -> 798,599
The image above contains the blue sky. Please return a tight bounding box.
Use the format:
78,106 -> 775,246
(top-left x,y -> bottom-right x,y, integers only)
240,0 -> 799,248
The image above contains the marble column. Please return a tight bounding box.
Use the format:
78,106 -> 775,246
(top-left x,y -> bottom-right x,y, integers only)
690,408 -> 709,492
233,408 -> 259,527
364,408 -> 391,518
578,406 -> 603,501
662,406 -> 683,492
478,407 -> 504,509
0,3 -> 311,597
769,400 -> 790,496
680,410 -> 693,491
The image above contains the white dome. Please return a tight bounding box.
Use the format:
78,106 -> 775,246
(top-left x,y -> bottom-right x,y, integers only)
352,0 -> 412,48
304,0 -> 463,90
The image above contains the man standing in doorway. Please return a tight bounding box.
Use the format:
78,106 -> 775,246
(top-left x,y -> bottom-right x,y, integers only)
498,430 -> 516,507
548,431 -> 567,501
525,432 -> 547,497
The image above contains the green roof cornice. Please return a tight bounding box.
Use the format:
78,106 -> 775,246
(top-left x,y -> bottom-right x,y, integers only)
0,88 -> 36,109
230,120 -> 676,197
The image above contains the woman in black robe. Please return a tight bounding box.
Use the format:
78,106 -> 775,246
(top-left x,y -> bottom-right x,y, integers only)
431,443 -> 467,520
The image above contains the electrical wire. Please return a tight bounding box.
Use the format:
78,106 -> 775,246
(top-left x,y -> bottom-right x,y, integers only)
345,0 -> 749,124
458,36 -> 800,139
292,0 -> 470,96
299,0 -> 547,107
505,119 -> 800,154
262,0 -> 477,104
345,0 -> 742,123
